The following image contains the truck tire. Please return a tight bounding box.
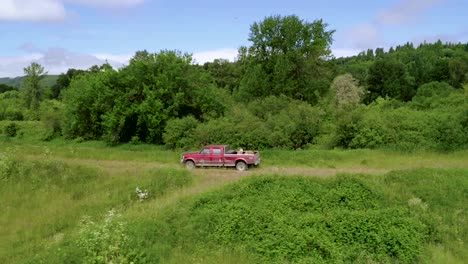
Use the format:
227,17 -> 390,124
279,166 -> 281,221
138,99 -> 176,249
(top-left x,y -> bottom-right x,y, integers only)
185,160 -> 195,169
236,161 -> 247,171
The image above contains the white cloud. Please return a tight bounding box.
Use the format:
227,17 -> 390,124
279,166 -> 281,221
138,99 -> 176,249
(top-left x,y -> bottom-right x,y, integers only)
0,53 -> 42,77
94,53 -> 132,64
378,0 -> 443,25
0,48 -> 127,77
65,0 -> 144,8
0,0 -> 144,21
0,47 -> 243,77
192,48 -> 238,64
0,0 -> 66,21
332,48 -> 362,58
412,28 -> 468,45
346,23 -> 381,50
338,0 -> 444,51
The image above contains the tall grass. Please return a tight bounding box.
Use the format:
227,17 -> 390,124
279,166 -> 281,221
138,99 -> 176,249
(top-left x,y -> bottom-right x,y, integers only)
262,148 -> 468,169
43,169 -> 463,264
0,148 -> 193,264
1,136 -> 467,263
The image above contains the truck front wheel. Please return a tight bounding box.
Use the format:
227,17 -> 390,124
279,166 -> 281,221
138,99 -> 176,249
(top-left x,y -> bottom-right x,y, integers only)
185,160 -> 195,169
236,161 -> 247,171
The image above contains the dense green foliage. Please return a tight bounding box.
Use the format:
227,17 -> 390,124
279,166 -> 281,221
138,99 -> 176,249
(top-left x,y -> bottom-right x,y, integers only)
1,139 -> 467,263
178,176 -> 428,263
236,15 -> 334,104
0,83 -> 16,93
1,15 -> 467,152
37,169 -> 464,264
61,51 -> 228,145
0,149 -> 193,264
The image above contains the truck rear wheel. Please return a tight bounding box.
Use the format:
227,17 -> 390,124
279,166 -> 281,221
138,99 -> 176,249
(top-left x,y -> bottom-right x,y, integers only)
185,160 -> 195,169
236,161 -> 247,171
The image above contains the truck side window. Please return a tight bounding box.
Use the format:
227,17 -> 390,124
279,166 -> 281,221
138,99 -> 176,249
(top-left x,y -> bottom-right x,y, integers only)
213,148 -> 221,154
201,148 -> 210,154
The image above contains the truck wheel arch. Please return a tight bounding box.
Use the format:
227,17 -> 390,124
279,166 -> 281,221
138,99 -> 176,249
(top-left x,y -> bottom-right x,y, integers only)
235,160 -> 248,171
185,160 -> 196,169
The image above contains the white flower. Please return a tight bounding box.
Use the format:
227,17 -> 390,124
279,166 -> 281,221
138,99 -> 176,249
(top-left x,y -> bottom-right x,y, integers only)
135,187 -> 148,201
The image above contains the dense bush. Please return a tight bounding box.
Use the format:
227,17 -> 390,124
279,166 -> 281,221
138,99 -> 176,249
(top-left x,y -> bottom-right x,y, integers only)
328,90 -> 468,151
3,122 -> 19,137
193,106 -> 270,149
163,98 -> 325,150
61,52 -> 229,145
142,175 -> 430,263
0,158 -> 97,188
410,81 -> 458,110
40,99 -> 65,141
163,116 -> 200,149
0,91 -> 25,121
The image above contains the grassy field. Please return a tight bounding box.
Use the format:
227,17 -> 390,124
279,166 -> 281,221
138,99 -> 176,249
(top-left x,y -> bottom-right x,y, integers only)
1,124 -> 467,263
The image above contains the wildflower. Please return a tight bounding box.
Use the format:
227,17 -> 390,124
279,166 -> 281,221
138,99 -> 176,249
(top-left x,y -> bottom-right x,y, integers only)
135,187 -> 148,201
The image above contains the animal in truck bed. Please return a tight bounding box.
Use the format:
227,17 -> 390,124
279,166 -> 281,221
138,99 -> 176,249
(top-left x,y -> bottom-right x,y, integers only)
181,144 -> 260,171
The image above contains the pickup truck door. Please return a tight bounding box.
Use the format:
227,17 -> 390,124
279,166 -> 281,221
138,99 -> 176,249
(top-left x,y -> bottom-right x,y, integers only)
210,147 -> 224,166
196,147 -> 210,166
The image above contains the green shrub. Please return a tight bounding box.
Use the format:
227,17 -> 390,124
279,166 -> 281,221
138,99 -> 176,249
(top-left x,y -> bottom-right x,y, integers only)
51,210 -> 132,264
431,113 -> 468,151
0,90 -> 26,121
163,116 -> 200,150
3,122 -> 19,137
0,158 -> 97,188
330,105 -> 365,148
411,81 -> 458,110
193,106 -> 270,149
40,99 -> 65,141
352,105 -> 435,151
151,175 -> 430,263
192,100 -> 324,150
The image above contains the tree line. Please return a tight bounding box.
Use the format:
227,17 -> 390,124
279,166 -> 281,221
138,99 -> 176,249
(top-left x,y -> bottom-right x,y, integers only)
1,15 -> 467,151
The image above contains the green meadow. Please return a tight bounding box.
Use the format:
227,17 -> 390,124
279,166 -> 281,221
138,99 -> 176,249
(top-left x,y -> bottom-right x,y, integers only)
1,125 -> 466,263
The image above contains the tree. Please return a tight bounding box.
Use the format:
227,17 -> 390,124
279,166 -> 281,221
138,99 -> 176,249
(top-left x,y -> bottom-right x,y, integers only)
203,59 -> 241,92
50,68 -> 86,99
237,15 -> 335,104
367,59 -> 415,102
63,50 -> 228,144
22,62 -> 46,110
0,83 -> 16,93
330,74 -> 364,109
448,57 -> 468,88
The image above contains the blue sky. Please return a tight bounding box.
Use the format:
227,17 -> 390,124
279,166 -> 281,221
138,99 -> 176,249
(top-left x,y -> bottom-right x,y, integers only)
0,0 -> 467,77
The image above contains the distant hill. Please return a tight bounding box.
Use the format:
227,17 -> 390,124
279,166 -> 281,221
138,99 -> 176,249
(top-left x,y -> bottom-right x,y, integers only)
0,77 -> 22,88
0,75 -> 59,88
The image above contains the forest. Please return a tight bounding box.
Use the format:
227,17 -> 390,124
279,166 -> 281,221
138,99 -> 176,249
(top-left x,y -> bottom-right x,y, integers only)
1,14 -> 467,151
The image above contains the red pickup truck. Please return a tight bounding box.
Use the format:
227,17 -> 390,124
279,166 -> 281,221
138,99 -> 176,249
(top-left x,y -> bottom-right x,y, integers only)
181,144 -> 260,171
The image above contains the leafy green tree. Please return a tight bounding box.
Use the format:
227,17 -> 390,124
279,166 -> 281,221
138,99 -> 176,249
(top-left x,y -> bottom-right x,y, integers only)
237,15 -> 335,104
22,62 -> 46,110
50,68 -> 86,99
61,64 -> 118,140
367,59 -> 415,102
63,50 -> 227,144
0,83 -> 16,93
203,59 -> 241,92
410,81 -> 457,110
0,90 -> 24,121
163,116 -> 200,149
448,57 -> 468,88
